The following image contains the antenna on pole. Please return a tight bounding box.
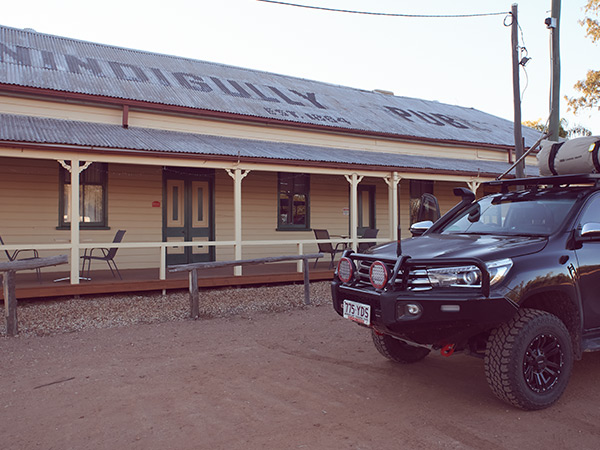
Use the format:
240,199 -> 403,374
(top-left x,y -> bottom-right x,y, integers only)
546,0 -> 561,142
511,3 -> 525,178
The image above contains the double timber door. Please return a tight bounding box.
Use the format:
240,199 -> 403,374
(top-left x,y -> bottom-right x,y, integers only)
163,168 -> 215,265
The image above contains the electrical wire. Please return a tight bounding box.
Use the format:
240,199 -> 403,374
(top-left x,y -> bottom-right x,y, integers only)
503,12 -> 532,104
521,65 -> 529,102
257,0 -> 509,18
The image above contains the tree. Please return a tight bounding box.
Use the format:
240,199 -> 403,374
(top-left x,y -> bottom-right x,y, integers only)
523,118 -> 591,138
566,0 -> 600,113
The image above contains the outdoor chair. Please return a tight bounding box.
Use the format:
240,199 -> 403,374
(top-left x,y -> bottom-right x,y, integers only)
313,229 -> 347,269
358,228 -> 379,253
80,230 -> 126,280
0,235 -> 42,281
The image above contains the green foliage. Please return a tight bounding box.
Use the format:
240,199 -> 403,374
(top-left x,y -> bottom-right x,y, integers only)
568,70 -> 600,112
523,118 -> 591,138
581,0 -> 600,43
566,0 -> 600,113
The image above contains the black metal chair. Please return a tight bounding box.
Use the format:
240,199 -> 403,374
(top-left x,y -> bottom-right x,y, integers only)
358,228 -> 379,253
313,229 -> 347,269
0,235 -> 42,281
80,230 -> 126,279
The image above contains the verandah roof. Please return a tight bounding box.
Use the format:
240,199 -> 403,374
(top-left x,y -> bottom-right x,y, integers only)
0,113 -> 537,177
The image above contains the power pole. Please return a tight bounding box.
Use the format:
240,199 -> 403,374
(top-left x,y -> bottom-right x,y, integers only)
511,3 -> 525,178
547,0 -> 561,141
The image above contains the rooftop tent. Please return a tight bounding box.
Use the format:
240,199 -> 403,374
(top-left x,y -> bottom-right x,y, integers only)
537,136 -> 600,176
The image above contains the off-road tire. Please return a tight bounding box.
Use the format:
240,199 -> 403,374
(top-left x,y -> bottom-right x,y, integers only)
372,330 -> 430,364
484,308 -> 573,410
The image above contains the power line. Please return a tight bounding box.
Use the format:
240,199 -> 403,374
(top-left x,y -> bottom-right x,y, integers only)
257,0 -> 510,19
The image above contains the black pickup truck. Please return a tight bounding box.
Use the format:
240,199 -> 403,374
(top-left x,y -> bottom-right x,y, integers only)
332,173 -> 600,410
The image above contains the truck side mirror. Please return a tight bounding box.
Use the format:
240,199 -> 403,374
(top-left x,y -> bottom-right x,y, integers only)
410,220 -> 433,237
580,222 -> 600,239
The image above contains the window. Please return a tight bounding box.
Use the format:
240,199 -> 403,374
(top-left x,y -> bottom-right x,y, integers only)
278,173 -> 309,230
59,162 -> 108,228
409,180 -> 434,225
579,193 -> 600,224
439,196 -> 576,236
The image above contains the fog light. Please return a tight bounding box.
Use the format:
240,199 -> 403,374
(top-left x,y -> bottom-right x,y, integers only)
337,257 -> 354,283
406,303 -> 421,315
369,261 -> 389,290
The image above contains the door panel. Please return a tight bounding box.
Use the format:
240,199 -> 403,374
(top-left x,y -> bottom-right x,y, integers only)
574,193 -> 600,330
166,179 -> 185,228
164,170 -> 214,266
576,242 -> 600,330
165,179 -> 186,265
192,181 -> 209,228
192,236 -> 210,257
166,236 -> 185,255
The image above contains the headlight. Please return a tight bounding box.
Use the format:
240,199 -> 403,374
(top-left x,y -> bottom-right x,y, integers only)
426,258 -> 513,288
427,265 -> 481,288
486,258 -> 513,285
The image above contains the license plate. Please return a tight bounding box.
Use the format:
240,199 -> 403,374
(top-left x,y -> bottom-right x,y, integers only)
343,300 -> 371,326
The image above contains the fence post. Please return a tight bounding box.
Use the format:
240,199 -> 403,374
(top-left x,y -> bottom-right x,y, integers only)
189,268 -> 199,319
170,253 -> 323,316
302,257 -> 311,305
3,270 -> 17,336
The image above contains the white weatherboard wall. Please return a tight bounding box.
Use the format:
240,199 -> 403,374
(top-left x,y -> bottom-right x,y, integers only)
0,95 -> 525,165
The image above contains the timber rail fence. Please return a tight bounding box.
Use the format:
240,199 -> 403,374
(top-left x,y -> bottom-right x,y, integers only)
169,253 -> 323,319
1,255 -> 68,336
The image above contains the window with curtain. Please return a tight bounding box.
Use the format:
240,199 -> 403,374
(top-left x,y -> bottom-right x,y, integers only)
278,172 -> 310,230
59,162 -> 108,228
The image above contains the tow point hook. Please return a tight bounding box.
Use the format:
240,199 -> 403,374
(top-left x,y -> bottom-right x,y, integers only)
441,343 -> 456,357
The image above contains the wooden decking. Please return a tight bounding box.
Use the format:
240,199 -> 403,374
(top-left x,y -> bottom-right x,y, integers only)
0,262 -> 335,300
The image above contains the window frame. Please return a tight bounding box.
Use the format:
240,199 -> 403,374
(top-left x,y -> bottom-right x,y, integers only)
277,172 -> 310,231
57,162 -> 109,230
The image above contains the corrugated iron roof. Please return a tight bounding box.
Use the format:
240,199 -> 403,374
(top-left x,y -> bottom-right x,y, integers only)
0,113 -> 538,177
0,25 -> 540,149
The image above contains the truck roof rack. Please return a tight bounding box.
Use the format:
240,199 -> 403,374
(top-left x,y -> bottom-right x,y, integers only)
484,173 -> 600,193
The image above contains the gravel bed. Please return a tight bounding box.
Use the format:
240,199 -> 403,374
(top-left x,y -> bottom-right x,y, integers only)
1,281 -> 333,338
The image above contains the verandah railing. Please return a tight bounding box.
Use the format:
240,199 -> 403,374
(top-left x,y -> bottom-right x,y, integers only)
0,236 -> 386,282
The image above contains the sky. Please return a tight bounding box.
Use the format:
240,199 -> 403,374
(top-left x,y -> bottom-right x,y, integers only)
3,0 -> 599,134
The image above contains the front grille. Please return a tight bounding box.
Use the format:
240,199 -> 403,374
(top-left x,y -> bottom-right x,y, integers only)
355,258 -> 432,291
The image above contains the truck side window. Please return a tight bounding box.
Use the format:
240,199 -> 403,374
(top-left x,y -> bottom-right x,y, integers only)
579,193 -> 600,225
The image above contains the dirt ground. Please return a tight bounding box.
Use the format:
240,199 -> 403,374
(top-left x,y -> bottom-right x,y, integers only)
2,304 -> 600,450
